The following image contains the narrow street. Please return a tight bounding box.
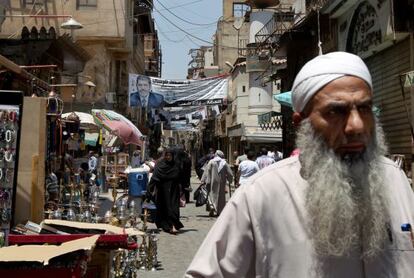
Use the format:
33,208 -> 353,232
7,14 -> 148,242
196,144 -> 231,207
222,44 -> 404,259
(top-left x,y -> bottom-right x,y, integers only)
139,174 -> 216,278
1,0 -> 414,277
99,173 -> 217,277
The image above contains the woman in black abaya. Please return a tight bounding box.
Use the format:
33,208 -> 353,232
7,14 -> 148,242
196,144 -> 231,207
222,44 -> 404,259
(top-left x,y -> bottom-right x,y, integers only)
149,148 -> 184,234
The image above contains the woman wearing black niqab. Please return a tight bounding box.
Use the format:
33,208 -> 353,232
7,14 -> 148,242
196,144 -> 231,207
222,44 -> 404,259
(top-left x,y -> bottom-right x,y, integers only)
149,148 -> 184,234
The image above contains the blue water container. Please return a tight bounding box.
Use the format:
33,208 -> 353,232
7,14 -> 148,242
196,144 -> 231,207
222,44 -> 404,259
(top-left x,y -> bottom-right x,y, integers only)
128,169 -> 149,197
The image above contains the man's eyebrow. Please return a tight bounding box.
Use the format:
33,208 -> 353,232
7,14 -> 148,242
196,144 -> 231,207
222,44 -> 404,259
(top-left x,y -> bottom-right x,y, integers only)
355,98 -> 373,106
324,98 -> 372,108
324,101 -> 348,109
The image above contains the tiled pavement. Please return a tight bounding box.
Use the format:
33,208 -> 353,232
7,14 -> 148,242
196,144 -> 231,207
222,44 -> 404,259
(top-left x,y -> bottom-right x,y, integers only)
99,174 -> 219,278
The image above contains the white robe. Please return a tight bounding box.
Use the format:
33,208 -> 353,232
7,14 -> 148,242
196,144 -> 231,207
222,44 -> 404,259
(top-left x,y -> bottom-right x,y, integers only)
185,156 -> 414,277
202,158 -> 233,215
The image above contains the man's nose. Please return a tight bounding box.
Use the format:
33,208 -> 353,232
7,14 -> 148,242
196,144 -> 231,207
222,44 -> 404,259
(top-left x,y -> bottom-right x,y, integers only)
344,109 -> 364,135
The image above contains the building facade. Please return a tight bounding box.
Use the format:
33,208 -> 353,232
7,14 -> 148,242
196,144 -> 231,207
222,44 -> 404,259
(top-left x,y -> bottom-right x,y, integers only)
213,0 -> 294,161
264,0 -> 414,171
0,0 -> 161,116
324,0 -> 414,172
188,46 -> 219,79
215,0 -> 251,74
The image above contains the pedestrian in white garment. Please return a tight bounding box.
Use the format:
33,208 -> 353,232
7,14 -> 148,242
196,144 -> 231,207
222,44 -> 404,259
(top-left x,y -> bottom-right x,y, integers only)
255,147 -> 275,170
185,52 -> 414,277
201,150 -> 233,216
237,151 -> 259,186
88,151 -> 98,175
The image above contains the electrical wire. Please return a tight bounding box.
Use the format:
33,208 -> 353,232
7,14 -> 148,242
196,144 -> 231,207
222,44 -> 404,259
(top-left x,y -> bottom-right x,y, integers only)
186,34 -> 206,47
134,25 -> 216,36
167,0 -> 212,21
155,21 -> 186,43
155,8 -> 241,50
159,0 -> 206,11
154,5 -> 214,45
155,0 -> 217,26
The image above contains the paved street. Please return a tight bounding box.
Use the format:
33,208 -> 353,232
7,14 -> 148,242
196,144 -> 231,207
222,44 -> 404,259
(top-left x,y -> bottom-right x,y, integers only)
138,175 -> 216,278
99,174 -> 217,278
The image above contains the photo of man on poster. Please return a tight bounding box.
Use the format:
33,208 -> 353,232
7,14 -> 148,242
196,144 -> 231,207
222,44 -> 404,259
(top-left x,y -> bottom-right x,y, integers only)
129,75 -> 164,109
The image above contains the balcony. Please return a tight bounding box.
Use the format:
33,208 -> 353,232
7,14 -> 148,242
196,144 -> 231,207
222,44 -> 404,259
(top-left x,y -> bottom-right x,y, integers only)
255,11 -> 295,46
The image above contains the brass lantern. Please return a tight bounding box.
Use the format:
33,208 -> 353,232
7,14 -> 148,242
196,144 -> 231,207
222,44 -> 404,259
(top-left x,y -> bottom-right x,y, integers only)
46,89 -> 64,116
65,111 -> 80,133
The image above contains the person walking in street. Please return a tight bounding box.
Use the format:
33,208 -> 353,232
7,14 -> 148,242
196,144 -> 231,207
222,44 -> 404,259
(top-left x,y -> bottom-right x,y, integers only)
185,52 -> 414,277
130,150 -> 142,168
231,151 -> 239,190
201,150 -> 233,217
255,147 -> 275,170
148,148 -> 183,234
237,151 -> 259,186
268,146 -> 283,161
235,147 -> 249,166
88,151 -> 98,175
175,147 -> 192,203
195,148 -> 215,180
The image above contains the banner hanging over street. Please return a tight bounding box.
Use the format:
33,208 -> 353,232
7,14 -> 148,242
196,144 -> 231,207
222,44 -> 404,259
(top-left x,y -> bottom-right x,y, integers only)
128,74 -> 228,108
150,106 -> 211,131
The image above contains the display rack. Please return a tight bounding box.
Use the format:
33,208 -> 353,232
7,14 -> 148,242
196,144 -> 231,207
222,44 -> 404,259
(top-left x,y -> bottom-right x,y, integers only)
102,152 -> 129,177
0,91 -> 23,246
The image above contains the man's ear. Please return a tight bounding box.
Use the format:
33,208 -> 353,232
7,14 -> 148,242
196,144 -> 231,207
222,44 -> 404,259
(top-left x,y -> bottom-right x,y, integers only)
292,112 -> 303,127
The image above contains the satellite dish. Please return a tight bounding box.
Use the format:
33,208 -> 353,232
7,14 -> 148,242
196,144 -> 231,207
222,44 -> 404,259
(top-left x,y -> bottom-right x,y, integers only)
233,17 -> 245,30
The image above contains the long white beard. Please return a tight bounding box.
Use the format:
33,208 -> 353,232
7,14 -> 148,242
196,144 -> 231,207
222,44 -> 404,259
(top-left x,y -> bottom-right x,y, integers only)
297,119 -> 390,258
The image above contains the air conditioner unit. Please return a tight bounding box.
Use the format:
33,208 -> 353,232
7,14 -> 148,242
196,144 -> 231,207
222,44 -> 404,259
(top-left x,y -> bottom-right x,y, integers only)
106,92 -> 116,104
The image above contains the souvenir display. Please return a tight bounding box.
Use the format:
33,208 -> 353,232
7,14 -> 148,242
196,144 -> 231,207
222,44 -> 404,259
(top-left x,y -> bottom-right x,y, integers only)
0,92 -> 24,246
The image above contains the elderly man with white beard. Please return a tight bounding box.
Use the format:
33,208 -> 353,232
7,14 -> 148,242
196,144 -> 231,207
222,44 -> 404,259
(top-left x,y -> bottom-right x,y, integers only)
185,52 -> 414,278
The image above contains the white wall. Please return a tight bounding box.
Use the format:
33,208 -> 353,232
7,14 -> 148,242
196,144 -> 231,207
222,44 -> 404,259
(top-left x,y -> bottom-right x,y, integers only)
249,11 -> 274,43
248,72 -> 273,115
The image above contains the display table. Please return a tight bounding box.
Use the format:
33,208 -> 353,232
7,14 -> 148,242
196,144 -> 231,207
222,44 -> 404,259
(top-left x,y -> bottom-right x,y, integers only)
0,252 -> 88,278
9,234 -> 130,249
5,233 -> 136,278
0,235 -> 99,278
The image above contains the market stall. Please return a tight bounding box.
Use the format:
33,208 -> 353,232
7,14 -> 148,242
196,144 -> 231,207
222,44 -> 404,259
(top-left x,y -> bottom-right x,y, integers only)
4,220 -> 146,277
91,109 -> 148,199
0,235 -> 99,278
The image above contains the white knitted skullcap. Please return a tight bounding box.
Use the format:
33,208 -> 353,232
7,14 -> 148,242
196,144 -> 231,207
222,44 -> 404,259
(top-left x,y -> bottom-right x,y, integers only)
291,52 -> 373,112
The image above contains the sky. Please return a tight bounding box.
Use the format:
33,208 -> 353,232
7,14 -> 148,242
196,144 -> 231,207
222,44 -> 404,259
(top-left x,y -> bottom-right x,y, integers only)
152,0 -> 222,80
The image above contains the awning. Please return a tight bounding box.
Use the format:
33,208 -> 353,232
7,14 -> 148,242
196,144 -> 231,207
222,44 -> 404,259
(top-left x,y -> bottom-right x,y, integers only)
242,134 -> 282,143
273,91 -> 292,108
85,132 -> 99,146
107,135 -> 121,148
62,111 -> 98,131
227,124 -> 243,137
92,109 -> 143,146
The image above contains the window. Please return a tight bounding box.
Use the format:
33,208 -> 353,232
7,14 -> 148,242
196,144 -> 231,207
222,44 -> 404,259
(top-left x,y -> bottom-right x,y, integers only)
77,0 -> 97,9
242,85 -> 246,92
233,3 -> 250,18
